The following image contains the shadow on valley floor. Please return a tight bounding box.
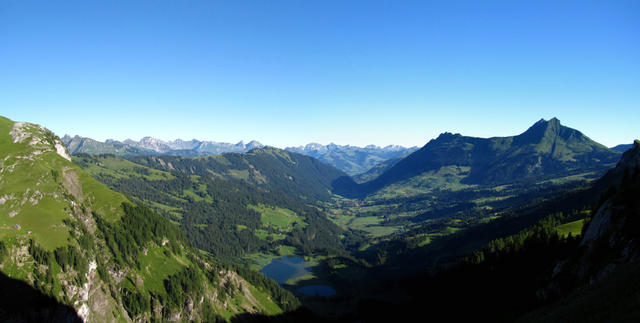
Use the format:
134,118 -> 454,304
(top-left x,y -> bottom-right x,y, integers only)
231,307 -> 333,323
0,271 -> 82,323
229,300 -> 464,323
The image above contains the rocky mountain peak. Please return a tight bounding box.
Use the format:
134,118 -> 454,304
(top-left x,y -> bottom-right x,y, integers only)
246,140 -> 264,149
517,118 -> 560,142
431,132 -> 461,143
136,137 -> 171,152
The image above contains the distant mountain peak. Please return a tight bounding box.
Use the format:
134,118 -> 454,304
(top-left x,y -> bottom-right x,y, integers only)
547,116 -> 561,128
285,142 -> 418,176
355,118 -> 621,195
534,117 -> 560,124
514,117 -> 574,146
303,143 -> 324,150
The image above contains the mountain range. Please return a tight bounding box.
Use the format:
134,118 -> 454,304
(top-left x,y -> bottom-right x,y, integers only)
62,135 -> 417,176
351,118 -> 621,196
5,114 -> 639,322
62,135 -> 264,157
285,143 -> 417,176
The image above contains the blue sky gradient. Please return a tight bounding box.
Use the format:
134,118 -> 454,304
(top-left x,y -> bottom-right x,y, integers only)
1,0 -> 638,147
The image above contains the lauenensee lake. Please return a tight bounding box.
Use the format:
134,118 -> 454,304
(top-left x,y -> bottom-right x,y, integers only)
259,255 -> 336,296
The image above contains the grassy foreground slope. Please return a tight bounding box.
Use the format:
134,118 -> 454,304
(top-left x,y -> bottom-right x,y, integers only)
0,116 -> 295,322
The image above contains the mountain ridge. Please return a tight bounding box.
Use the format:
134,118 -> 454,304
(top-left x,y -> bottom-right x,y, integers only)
63,135 -> 265,157
352,118 -> 620,196
62,135 -> 416,176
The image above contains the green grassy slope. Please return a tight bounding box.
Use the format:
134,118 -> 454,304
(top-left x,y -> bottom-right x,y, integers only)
0,116 -> 292,322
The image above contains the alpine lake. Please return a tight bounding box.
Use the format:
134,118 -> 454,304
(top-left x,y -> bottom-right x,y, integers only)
259,255 -> 337,297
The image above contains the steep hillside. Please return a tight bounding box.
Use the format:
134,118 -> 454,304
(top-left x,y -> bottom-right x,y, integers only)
519,140 -> 640,322
286,143 -> 417,176
129,147 -> 352,202
0,117 -> 295,322
352,154 -> 410,183
352,142 -> 640,323
549,140 -> 640,288
357,118 -> 620,195
74,153 -> 350,261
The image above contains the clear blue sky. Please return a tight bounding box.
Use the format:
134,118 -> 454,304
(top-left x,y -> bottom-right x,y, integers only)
1,0 -> 638,148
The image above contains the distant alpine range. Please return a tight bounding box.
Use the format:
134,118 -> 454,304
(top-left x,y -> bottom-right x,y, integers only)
285,143 -> 417,176
62,135 -> 265,157
62,119 -> 633,182
62,135 -> 417,176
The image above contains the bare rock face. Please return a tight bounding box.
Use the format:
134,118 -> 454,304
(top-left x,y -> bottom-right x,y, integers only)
55,140 -> 72,161
541,139 -> 640,303
577,140 -> 640,277
9,121 -> 72,162
581,201 -> 614,247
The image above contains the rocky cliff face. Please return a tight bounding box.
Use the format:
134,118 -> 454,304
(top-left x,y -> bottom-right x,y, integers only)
545,140 -> 640,297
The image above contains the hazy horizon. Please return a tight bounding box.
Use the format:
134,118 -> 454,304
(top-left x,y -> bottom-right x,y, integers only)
39,116 -> 635,150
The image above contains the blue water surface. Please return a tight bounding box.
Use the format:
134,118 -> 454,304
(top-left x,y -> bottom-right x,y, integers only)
259,255 -> 309,284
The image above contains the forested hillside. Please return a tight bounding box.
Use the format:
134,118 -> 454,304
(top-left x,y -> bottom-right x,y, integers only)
350,141 -> 640,322
129,147 -> 353,201
74,153 -> 362,262
28,113 -> 639,322
0,116 -> 297,322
